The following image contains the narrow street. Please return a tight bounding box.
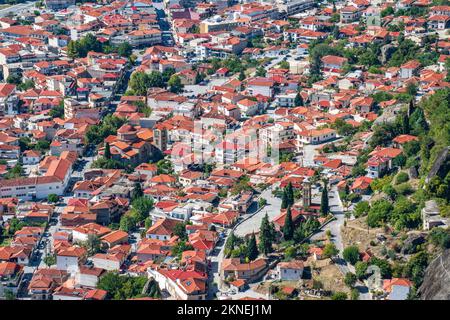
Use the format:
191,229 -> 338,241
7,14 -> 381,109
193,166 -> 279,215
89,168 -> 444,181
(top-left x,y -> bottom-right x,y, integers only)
310,184 -> 371,300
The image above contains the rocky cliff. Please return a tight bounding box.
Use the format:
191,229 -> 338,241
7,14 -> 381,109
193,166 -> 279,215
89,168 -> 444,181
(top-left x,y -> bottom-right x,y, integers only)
419,249 -> 450,300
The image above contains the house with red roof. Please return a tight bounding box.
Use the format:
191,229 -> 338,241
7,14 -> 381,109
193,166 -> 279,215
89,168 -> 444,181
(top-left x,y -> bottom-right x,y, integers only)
146,217 -> 180,241
221,258 -> 267,282
246,77 -> 276,98
148,267 -> 208,300
383,278 -> 413,300
366,147 -> 403,178
56,246 -> 87,271
341,6 -> 362,23
277,260 -> 304,281
400,60 -> 421,79
351,176 -> 373,194
0,83 -> 19,115
321,55 -> 348,73
393,134 -> 419,148
22,150 -> 42,165
0,261 -> 23,296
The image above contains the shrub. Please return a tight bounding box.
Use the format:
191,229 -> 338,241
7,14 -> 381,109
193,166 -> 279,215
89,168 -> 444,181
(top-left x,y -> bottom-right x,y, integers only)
343,246 -> 360,265
331,292 -> 348,300
395,183 -> 414,196
429,227 -> 450,249
395,172 -> 409,184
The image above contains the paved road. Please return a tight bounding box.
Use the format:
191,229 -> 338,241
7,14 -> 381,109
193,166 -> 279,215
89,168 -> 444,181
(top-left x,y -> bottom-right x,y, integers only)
310,184 -> 371,300
310,185 -> 345,250
0,1 -> 36,18
234,184 -> 281,237
207,231 -> 228,299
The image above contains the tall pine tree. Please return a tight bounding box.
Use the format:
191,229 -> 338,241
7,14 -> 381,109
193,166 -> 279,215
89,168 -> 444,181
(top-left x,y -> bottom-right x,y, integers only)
286,182 -> 294,207
283,206 -> 294,241
320,180 -> 329,216
246,233 -> 258,261
131,182 -> 143,200
281,189 -> 288,209
104,142 -> 111,159
294,92 -> 304,106
259,213 -> 275,255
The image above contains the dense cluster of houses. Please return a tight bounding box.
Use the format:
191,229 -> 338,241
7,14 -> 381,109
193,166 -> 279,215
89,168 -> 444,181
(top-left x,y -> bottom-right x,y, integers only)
0,0 -> 448,301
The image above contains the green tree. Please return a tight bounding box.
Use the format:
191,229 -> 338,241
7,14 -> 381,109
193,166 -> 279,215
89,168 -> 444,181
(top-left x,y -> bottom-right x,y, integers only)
131,197 -> 154,222
283,206 -> 294,241
429,227 -> 450,249
144,217 -> 152,230
97,272 -> 148,300
104,142 -> 111,159
6,164 -> 23,179
173,222 -> 187,241
320,180 -> 329,216
404,251 -> 428,287
49,100 -> 65,119
171,241 -> 194,259
370,257 -> 393,278
294,92 -> 303,106
7,73 -> 21,85
43,254 -> 56,267
331,292 -> 348,300
131,182 -> 143,201
258,198 -> 267,208
168,74 -> 183,93
119,214 -> 136,232
255,67 -> 266,77
129,71 -> 151,96
238,70 -> 246,81
367,199 -> 393,227
286,182 -> 294,206
35,140 -> 50,152
281,189 -> 288,209
353,201 -> 370,218
3,289 -> 16,300
343,246 -> 360,265
322,242 -> 338,258
383,184 -> 398,201
258,213 -> 276,255
47,194 -> 59,203
355,261 -> 368,280
350,288 -> 360,300
117,42 -> 132,58
278,60 -> 290,69
83,234 -> 101,255
344,272 -> 357,288
246,233 -> 259,261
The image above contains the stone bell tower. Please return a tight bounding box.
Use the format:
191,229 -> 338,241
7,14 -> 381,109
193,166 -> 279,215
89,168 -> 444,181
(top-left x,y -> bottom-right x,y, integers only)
303,179 -> 311,209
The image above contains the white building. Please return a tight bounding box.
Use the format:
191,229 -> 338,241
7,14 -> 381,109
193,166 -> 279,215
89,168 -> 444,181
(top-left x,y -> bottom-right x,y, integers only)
277,260 -> 304,281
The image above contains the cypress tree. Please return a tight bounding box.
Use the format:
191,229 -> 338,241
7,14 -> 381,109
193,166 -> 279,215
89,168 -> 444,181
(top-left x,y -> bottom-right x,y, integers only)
259,213 -> 275,255
320,180 -> 330,216
283,206 -> 294,241
238,70 -> 246,81
286,182 -> 294,207
294,92 -> 303,106
246,233 -> 258,261
131,182 -> 143,200
104,142 -> 111,159
400,111 -> 410,134
281,189 -> 288,209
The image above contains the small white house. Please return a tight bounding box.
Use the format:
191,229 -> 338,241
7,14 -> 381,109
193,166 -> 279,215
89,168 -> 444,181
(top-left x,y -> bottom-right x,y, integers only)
75,266 -> 105,288
56,247 -> 86,272
22,150 -> 41,165
91,253 -> 122,271
277,260 -> 304,281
